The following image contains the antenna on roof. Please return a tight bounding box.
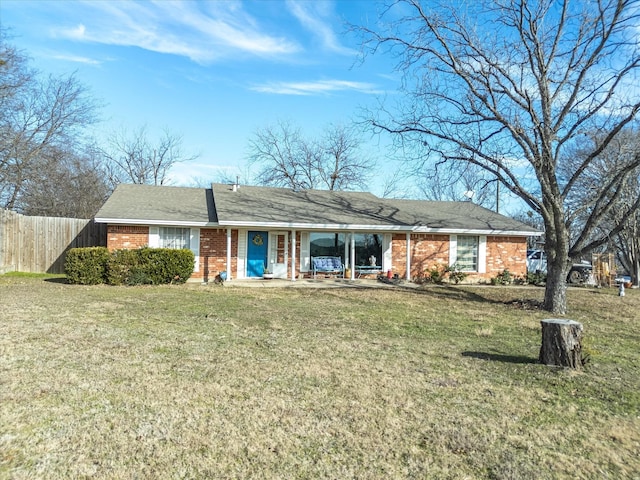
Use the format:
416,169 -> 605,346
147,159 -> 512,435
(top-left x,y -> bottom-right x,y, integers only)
463,190 -> 475,201
232,175 -> 240,192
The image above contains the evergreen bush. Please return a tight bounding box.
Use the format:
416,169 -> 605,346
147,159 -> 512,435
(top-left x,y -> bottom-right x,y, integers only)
64,247 -> 110,285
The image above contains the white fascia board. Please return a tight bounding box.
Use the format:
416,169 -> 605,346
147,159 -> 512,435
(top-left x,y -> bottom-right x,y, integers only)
411,226 -> 542,237
219,221 -> 405,231
94,217 -> 215,228
219,220 -> 540,237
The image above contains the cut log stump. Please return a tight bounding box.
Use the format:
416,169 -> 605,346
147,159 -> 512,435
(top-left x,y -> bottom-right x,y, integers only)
539,319 -> 584,369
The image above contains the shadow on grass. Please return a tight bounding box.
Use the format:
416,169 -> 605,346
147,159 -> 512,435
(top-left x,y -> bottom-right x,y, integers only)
462,351 -> 539,365
402,285 -> 506,305
43,277 -> 69,284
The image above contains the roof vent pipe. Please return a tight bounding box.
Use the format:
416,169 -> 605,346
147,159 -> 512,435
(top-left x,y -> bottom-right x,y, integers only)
232,175 -> 240,192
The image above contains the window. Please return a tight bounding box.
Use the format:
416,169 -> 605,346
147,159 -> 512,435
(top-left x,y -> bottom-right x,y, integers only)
310,232 -> 345,260
160,227 -> 190,250
308,232 -> 383,268
353,233 -> 382,266
456,235 -> 479,271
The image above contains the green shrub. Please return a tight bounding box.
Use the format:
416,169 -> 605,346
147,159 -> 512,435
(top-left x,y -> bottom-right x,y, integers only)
526,270 -> 546,286
491,269 -> 513,285
67,247 -> 194,286
445,263 -> 468,284
65,247 -> 110,285
425,265 -> 446,284
106,247 -> 194,285
136,247 -> 194,284
106,249 -> 143,286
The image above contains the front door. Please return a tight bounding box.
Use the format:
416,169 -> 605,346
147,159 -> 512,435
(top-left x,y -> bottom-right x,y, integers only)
269,232 -> 288,279
247,231 -> 268,277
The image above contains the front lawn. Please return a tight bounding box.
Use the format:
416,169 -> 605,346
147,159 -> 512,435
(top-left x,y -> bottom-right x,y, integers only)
1,277 -> 638,479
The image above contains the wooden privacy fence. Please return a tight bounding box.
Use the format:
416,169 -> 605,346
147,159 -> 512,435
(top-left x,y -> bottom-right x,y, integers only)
0,210 -> 106,274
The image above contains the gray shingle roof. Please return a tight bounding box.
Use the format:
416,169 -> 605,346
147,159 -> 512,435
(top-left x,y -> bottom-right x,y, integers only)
95,183 -> 539,235
95,184 -> 216,224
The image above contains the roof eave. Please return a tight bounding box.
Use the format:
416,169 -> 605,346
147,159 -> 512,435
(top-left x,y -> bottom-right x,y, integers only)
219,220 -> 540,236
95,217 -> 216,227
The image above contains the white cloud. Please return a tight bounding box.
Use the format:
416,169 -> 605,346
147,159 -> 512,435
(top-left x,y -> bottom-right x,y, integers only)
50,52 -> 102,66
54,1 -> 300,64
286,0 -> 355,55
251,79 -> 383,96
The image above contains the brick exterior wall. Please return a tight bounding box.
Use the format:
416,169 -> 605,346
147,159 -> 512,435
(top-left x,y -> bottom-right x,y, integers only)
391,233 -> 450,279
199,228 -> 237,282
391,233 -> 527,283
485,235 -> 527,278
107,225 -> 527,283
107,225 -> 149,250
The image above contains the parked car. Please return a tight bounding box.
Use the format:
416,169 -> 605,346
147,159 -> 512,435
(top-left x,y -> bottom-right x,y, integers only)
527,250 -> 595,284
527,249 -> 547,273
566,262 -> 593,284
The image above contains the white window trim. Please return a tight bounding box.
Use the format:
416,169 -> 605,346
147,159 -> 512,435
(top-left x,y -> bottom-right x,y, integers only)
148,226 -> 199,272
478,235 -> 487,274
450,234 -> 486,273
449,235 -> 457,266
383,234 -> 392,272
300,232 -> 310,272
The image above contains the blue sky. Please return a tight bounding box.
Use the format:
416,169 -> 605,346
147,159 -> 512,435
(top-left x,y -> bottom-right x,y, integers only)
2,0 -> 400,193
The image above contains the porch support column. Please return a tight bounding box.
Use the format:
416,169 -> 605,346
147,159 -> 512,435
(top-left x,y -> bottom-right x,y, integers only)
291,229 -> 297,282
350,232 -> 356,280
226,228 -> 232,281
406,232 -> 411,281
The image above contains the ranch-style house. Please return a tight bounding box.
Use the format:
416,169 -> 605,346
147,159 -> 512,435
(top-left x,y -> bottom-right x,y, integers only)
94,183 -> 539,283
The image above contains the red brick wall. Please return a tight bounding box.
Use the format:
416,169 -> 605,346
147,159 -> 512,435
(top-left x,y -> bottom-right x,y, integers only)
107,225 -> 239,282
392,233 -> 450,279
199,228 -> 237,282
485,236 -> 527,278
106,226 -> 528,283
107,225 -> 149,250
391,233 -> 527,283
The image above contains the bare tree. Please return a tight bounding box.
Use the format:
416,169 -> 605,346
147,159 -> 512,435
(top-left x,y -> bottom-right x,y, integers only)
101,126 -> 197,187
612,178 -> 640,286
318,124 -> 371,190
1,32 -> 99,211
561,129 -> 640,285
414,161 -> 497,208
19,144 -> 111,218
359,0 -> 640,313
248,120 -> 319,190
248,120 -> 372,191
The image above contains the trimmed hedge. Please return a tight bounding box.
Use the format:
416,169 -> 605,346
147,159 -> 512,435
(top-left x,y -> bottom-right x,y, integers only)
106,248 -> 143,286
64,247 -> 110,285
65,247 -> 194,285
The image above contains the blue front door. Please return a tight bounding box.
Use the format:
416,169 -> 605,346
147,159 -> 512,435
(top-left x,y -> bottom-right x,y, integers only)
247,231 -> 268,277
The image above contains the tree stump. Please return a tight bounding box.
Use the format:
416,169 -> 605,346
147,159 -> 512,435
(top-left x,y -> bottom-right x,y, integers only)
539,319 -> 584,369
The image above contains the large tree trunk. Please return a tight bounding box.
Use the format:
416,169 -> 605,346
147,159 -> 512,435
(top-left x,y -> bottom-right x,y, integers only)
544,260 -> 570,314
543,214 -> 571,314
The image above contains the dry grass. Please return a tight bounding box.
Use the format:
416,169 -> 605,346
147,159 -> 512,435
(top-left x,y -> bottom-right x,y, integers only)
1,276 -> 639,479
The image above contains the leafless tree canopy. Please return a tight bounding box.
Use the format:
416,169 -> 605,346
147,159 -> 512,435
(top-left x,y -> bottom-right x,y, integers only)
101,126 -> 198,187
248,120 -> 372,191
359,0 -> 640,313
19,145 -> 111,218
1,31 -> 100,213
561,128 -> 640,285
